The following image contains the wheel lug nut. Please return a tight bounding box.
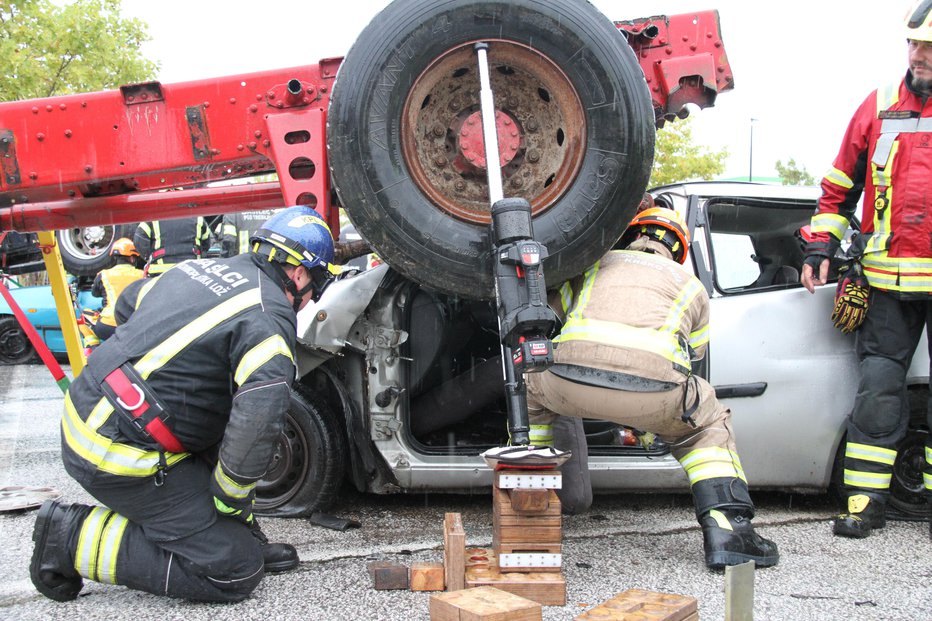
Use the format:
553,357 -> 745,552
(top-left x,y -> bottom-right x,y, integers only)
527,149 -> 540,163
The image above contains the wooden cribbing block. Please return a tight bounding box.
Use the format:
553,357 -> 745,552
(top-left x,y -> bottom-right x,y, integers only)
411,562 -> 445,591
464,547 -> 566,606
367,560 -> 409,590
493,487 -> 561,519
509,488 -> 551,514
573,588 -> 699,620
430,585 -> 542,621
444,512 -> 466,591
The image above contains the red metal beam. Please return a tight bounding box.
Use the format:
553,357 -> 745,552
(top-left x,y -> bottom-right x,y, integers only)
0,183 -> 284,233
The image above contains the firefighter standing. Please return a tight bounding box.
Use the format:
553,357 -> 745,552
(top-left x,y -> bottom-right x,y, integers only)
527,208 -> 779,569
30,206 -> 337,602
216,209 -> 281,257
134,216 -> 212,276
89,238 -> 143,343
801,1 -> 932,539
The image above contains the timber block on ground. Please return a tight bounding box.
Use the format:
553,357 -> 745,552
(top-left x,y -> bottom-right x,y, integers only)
430,585 -> 542,621
573,588 -> 699,620
464,547 -> 566,606
411,561 -> 445,591
367,560 -> 409,590
444,512 -> 466,591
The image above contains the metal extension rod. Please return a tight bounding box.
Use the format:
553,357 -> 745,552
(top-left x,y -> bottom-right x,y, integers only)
474,42 -> 504,204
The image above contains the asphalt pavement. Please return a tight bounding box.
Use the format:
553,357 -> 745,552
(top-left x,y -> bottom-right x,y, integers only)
1,364 -> 930,621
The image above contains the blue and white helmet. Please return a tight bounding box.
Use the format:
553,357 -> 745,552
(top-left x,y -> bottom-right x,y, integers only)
250,206 -> 335,272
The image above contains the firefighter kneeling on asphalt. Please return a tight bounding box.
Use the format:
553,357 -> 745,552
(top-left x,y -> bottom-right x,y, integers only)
30,206 -> 338,602
527,208 -> 779,569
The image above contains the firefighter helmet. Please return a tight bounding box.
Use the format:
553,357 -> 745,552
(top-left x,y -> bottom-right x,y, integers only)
250,206 -> 335,272
906,0 -> 932,42
110,238 -> 140,258
618,207 -> 690,264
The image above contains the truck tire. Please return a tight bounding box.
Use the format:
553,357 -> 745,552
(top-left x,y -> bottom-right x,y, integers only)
254,384 -> 346,517
56,223 -> 136,276
328,0 -> 654,298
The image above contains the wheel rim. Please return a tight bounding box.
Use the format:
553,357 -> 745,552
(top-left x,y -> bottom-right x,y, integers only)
401,40 -> 586,224
0,322 -> 30,363
58,226 -> 115,261
255,411 -> 311,509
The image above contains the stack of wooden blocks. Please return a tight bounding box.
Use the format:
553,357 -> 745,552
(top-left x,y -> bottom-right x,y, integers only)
463,469 -> 567,606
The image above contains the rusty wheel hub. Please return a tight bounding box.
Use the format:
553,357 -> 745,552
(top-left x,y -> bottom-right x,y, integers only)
402,40 -> 586,224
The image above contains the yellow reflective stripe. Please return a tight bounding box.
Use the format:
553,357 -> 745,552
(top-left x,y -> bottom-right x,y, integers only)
679,447 -> 746,484
565,260 -> 600,322
556,318 -> 690,369
528,424 -> 553,445
689,323 -> 709,350
861,253 -> 932,291
926,446 -> 932,465
238,230 -> 250,254
661,278 -> 703,336
708,509 -> 733,531
135,288 -> 262,379
222,223 -> 237,236
138,222 -> 152,236
843,469 -> 892,489
96,513 -> 128,584
845,442 -> 897,466
234,334 -> 294,386
136,277 -> 158,308
558,282 -> 574,314
824,167 -> 854,190
75,507 -> 111,580
63,394 -> 188,477
875,82 -> 900,114
924,472 -> 932,491
152,221 -> 162,260
85,396 -> 114,432
213,464 -> 255,500
811,213 -> 849,240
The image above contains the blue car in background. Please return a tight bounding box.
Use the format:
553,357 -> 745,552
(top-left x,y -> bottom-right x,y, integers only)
0,280 -> 101,364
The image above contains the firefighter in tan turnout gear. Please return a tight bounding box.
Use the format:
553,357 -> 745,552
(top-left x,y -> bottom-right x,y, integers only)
527,208 -> 779,569
30,206 -> 336,602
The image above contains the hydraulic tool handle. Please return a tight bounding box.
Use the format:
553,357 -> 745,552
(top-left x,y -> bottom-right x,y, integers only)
501,344 -> 531,444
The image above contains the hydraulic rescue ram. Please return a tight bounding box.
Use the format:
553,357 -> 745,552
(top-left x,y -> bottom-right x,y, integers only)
474,42 -> 556,448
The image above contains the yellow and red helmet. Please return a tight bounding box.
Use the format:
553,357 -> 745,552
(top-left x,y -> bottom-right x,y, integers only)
906,0 -> 932,42
110,238 -> 140,258
618,207 -> 690,264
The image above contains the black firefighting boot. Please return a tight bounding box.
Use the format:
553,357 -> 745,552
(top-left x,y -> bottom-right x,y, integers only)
692,477 -> 779,569
30,500 -> 91,601
251,519 -> 299,573
832,493 -> 886,538
700,508 -> 780,569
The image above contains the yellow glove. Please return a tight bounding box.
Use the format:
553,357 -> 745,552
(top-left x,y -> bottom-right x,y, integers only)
831,262 -> 869,334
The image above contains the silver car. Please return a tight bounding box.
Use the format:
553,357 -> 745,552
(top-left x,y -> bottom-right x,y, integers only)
255,181 -> 929,521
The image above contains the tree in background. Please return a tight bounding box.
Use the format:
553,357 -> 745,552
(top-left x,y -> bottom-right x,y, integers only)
650,116 -> 728,186
774,158 -> 817,186
0,0 -> 156,101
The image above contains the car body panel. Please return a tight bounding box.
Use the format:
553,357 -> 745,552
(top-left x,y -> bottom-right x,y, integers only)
0,283 -> 101,355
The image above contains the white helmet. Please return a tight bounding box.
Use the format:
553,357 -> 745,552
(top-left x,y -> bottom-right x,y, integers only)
906,0 -> 932,42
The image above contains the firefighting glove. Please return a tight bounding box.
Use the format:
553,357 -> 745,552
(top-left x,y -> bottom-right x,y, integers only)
831,261 -> 870,334
214,496 -> 254,525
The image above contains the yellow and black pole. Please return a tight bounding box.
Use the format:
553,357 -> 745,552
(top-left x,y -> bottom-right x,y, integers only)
36,231 -> 86,378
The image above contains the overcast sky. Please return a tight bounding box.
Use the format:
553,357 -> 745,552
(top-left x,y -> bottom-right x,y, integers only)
119,0 -> 912,183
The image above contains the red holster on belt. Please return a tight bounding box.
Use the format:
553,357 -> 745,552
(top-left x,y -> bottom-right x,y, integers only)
100,363 -> 186,453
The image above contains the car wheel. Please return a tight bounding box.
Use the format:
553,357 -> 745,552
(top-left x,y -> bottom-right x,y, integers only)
56,223 -> 136,276
0,315 -> 37,365
254,384 -> 347,517
888,388 -> 930,520
327,0 -> 654,299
